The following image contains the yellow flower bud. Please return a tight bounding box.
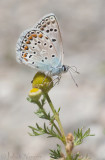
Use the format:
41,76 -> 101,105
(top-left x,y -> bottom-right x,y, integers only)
29,88 -> 42,101
32,72 -> 53,92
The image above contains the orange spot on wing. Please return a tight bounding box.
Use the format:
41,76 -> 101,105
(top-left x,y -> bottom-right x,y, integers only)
39,33 -> 43,38
24,46 -> 28,50
28,36 -> 33,40
26,40 -> 30,44
32,34 -> 37,38
24,58 -> 28,61
23,53 -> 27,58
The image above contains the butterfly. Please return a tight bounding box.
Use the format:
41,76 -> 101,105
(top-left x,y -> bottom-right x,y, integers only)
16,13 -> 79,85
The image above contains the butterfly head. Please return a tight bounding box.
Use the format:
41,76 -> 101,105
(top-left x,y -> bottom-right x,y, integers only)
62,65 -> 70,73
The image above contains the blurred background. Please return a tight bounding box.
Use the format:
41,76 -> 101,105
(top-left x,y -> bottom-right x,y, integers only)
0,0 -> 105,159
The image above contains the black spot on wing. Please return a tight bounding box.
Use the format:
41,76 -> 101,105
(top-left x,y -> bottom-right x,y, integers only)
52,39 -> 56,42
29,55 -> 32,58
52,55 -> 55,57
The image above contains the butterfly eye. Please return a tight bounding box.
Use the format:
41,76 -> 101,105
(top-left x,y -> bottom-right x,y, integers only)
62,65 -> 67,72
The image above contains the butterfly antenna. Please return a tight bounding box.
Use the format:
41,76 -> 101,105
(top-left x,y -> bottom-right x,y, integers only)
68,69 -> 78,87
69,66 -> 80,74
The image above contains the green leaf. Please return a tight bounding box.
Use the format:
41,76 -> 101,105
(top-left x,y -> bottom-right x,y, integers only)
35,104 -> 51,120
58,107 -> 61,113
27,97 -> 33,103
71,153 -> 91,160
71,152 -> 80,160
29,123 -> 61,140
49,144 -> 62,159
74,128 -> 95,146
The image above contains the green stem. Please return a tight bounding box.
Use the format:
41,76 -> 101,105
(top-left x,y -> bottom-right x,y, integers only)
44,92 -> 66,145
36,101 -> 62,137
66,153 -> 72,160
44,93 -> 73,160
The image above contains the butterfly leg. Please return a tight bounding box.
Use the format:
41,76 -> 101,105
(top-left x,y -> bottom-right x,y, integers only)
48,75 -> 61,87
53,75 -> 61,86
42,74 -> 47,84
42,70 -> 52,84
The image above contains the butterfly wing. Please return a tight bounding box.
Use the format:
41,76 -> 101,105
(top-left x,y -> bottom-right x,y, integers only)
16,29 -> 61,73
34,13 -> 64,64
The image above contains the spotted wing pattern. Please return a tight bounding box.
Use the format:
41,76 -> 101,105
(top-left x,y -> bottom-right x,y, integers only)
35,13 -> 64,64
16,29 -> 61,72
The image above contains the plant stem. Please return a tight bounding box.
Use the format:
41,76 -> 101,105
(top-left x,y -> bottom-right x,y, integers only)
66,153 -> 72,160
36,100 -> 62,137
44,92 -> 66,145
44,93 -> 73,160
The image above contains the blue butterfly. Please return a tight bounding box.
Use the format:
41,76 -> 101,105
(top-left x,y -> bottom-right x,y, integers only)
16,13 -> 79,85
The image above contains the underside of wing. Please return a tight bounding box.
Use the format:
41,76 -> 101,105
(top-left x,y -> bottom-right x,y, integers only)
34,13 -> 64,64
16,29 -> 61,72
